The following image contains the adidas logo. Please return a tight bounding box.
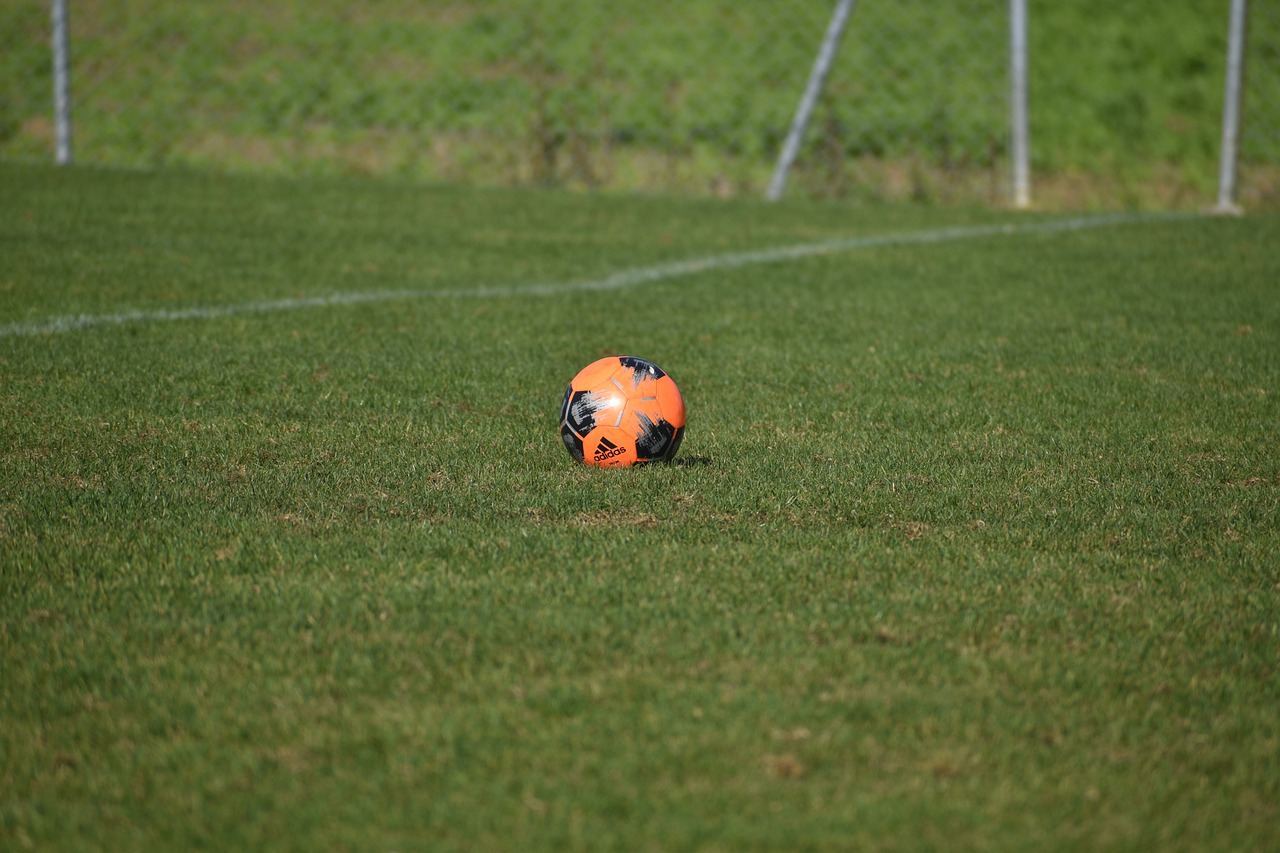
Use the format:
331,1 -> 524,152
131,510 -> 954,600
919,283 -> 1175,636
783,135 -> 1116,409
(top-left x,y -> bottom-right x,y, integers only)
593,436 -> 627,462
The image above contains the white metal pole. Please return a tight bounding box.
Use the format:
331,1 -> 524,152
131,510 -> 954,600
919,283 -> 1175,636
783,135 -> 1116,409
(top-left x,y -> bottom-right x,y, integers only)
51,0 -> 72,165
1009,0 -> 1030,208
766,0 -> 856,201
1216,0 -> 1247,214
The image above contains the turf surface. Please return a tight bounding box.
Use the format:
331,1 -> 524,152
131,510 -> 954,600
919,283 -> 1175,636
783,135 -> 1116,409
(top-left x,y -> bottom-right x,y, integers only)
1,162 -> 1278,850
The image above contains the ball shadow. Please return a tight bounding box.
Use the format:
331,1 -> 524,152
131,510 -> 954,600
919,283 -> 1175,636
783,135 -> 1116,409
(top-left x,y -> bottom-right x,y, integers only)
671,454 -> 715,468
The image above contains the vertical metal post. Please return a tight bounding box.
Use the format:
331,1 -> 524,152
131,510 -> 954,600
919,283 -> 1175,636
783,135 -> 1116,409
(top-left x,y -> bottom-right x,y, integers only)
1008,0 -> 1030,208
1216,0 -> 1247,214
766,0 -> 855,201
51,0 -> 73,165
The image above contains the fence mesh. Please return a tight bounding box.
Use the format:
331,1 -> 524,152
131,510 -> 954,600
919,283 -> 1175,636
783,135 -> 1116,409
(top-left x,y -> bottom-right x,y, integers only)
1,1 -> 1277,208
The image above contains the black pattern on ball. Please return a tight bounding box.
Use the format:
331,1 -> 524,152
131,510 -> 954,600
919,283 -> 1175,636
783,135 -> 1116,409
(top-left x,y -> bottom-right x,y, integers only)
564,390 -> 600,435
634,415 -> 681,462
560,425 -> 585,463
619,356 -> 666,381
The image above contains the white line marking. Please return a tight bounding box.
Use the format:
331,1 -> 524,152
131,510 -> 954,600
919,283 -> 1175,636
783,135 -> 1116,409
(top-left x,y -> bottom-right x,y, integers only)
0,212 -> 1194,339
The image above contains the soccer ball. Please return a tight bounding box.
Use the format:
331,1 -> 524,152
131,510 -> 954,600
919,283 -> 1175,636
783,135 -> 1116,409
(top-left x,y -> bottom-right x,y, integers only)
559,356 -> 686,467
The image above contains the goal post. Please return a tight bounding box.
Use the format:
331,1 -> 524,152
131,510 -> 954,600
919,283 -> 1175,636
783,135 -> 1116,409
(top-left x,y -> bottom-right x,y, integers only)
51,0 -> 73,165
1008,0 -> 1031,208
1216,0 -> 1248,214
766,0 -> 857,201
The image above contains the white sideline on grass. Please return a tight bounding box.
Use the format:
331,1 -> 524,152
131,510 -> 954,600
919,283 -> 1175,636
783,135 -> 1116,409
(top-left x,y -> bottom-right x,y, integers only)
1,212 -> 1192,339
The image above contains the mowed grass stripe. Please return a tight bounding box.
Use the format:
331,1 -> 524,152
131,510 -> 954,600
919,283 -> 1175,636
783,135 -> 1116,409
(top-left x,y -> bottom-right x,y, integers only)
0,212 -> 1191,339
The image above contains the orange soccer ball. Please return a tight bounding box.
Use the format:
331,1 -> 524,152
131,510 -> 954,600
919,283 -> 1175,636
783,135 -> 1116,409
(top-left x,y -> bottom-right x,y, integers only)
559,356 -> 686,467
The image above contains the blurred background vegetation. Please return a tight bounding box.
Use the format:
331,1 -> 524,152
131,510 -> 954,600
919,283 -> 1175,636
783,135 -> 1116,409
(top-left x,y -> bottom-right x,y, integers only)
1,0 -> 1276,208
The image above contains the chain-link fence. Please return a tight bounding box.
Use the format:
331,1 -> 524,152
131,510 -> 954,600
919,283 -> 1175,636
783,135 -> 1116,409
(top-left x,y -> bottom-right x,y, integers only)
2,1 -> 1277,208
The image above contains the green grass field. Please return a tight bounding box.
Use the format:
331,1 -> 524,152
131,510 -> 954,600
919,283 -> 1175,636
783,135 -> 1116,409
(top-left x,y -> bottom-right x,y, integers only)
2,162 -> 1278,850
